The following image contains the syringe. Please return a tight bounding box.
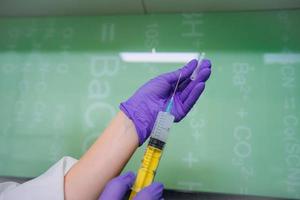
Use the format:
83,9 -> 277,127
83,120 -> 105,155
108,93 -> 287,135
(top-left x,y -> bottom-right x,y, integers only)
128,73 -> 182,200
190,52 -> 205,80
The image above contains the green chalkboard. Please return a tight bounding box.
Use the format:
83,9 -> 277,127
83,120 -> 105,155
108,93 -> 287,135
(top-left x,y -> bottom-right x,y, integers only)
0,10 -> 300,199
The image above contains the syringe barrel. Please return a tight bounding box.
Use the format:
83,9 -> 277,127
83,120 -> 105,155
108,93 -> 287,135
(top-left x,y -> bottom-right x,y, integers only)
129,144 -> 162,199
129,111 -> 174,200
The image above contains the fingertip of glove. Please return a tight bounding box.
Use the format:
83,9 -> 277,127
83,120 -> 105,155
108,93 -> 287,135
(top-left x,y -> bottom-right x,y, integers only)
188,59 -> 198,65
194,68 -> 211,83
201,59 -> 212,68
122,171 -> 136,179
183,59 -> 198,70
149,182 -> 164,197
196,82 -> 206,91
120,171 -> 136,186
178,59 -> 198,78
133,182 -> 164,200
201,68 -> 211,79
153,182 -> 164,189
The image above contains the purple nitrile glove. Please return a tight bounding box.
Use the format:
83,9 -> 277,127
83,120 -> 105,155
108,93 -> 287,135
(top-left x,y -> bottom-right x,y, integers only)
98,171 -> 164,200
120,59 -> 212,145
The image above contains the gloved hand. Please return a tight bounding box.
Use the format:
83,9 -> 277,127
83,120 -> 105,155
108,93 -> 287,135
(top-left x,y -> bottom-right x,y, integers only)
120,59 -> 212,145
98,171 -> 164,200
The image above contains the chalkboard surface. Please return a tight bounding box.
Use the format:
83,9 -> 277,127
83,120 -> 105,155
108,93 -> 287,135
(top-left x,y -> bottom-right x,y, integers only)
0,10 -> 299,199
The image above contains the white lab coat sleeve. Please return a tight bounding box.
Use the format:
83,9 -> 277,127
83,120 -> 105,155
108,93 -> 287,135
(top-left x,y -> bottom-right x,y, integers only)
0,156 -> 78,200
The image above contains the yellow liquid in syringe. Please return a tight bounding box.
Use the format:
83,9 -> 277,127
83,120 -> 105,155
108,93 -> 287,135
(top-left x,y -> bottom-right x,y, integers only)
129,72 -> 181,199
129,145 -> 162,200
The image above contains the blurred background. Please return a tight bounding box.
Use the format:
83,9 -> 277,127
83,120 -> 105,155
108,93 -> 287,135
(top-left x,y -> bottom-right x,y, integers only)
0,0 -> 300,199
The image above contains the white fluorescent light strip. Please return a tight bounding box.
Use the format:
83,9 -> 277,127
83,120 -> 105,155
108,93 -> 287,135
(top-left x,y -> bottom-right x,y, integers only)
120,52 -> 200,63
264,53 -> 300,64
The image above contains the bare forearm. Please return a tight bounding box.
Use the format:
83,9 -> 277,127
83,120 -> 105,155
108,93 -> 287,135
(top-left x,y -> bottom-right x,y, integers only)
64,111 -> 139,200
